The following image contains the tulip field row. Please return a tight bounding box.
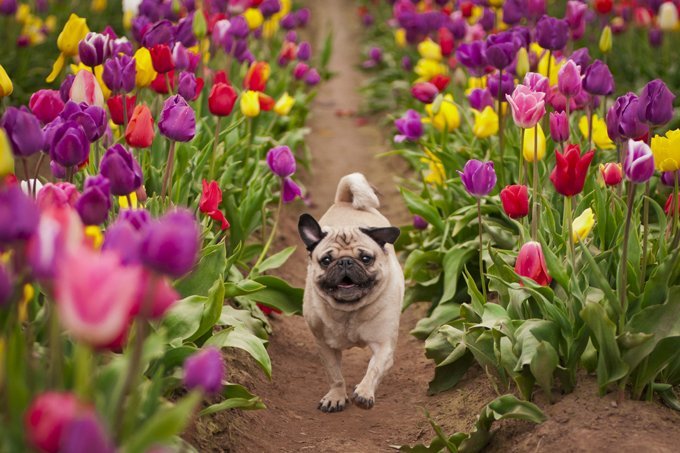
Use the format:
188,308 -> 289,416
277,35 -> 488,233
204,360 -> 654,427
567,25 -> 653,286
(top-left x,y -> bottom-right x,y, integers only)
0,1 -> 325,451
357,1 -> 680,450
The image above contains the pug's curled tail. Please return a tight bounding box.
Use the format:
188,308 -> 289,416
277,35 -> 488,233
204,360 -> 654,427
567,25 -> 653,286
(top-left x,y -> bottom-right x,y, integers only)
334,173 -> 380,210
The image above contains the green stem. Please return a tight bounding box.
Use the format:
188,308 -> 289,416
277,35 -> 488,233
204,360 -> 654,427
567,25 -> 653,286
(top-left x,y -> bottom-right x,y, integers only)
531,124 -> 539,241
565,196 -> 576,275
587,104 -> 593,150
122,94 -> 129,131
477,198 -> 487,302
496,68 -> 506,187
160,141 -> 176,201
165,72 -> 173,95
518,127 -> 525,185
32,153 -> 45,197
252,188 -> 284,272
619,182 -> 636,334
639,180 -> 650,289
672,171 -> 679,243
209,116 -> 222,181
48,303 -> 62,389
74,343 -> 93,400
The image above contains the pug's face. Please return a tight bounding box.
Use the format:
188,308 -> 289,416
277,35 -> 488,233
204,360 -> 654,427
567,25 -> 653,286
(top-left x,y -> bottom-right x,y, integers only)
298,214 -> 400,307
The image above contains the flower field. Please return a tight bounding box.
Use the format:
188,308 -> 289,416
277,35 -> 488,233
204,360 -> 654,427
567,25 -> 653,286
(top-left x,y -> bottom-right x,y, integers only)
1,0 -> 680,452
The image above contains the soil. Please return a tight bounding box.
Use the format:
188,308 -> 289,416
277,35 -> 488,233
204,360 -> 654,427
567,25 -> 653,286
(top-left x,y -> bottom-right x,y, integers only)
188,1 -> 680,451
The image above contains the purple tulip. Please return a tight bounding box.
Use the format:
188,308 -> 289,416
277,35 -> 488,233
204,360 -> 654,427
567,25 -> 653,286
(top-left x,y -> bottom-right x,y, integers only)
488,72 -> 515,100
177,72 -> 200,101
75,175 -> 111,225
0,0 -> 18,16
282,177 -> 302,203
582,60 -> 615,96
0,263 -> 12,307
175,13 -> 197,48
304,68 -> 320,86
103,55 -> 137,94
557,60 -> 582,98
142,19 -> 175,48
183,347 -> 224,394
260,0 -> 281,18
131,16 -> 152,43
29,90 -> 65,124
549,111 -> 569,143
649,28 -> 663,48
99,144 -> 143,196
119,208 -> 151,230
228,16 -> 249,38
69,104 -> 107,142
102,219 -> 142,265
158,95 -> 196,142
296,8 -> 311,27
280,13 -> 297,30
394,109 -> 423,143
0,185 -> 39,243
0,107 -> 45,157
606,93 -> 648,142
297,41 -> 311,61
140,209 -> 200,278
623,140 -> 655,184
661,171 -> 679,187
172,43 -> 190,71
266,145 -> 296,177
637,79 -> 675,126
78,32 -> 111,68
448,17 -> 467,40
569,48 -> 591,74
368,47 -> 382,63
458,159 -> 497,197
50,160 -> 67,179
526,0 -> 546,20
456,41 -> 487,76
111,37 -> 134,56
535,15 -> 569,51
565,0 -> 588,40
468,88 -> 495,111
59,74 -> 75,103
49,120 -> 90,167
401,56 -> 413,71
413,215 -> 428,230
485,31 -> 520,70
503,0 -> 525,25
60,413 -> 116,453
479,8 -> 495,32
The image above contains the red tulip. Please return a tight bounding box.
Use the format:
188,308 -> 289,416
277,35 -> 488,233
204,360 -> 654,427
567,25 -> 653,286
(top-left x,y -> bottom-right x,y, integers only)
200,179 -> 230,230
258,92 -> 275,111
549,144 -> 595,196
594,0 -> 613,15
599,162 -> 623,187
149,44 -> 174,73
208,83 -> 238,116
500,185 -> 529,219
150,70 -> 176,94
664,193 -> 680,216
243,61 -> 270,92
438,27 -> 454,57
107,94 -> 136,125
125,104 -> 155,148
213,70 -> 229,85
430,74 -> 451,92
25,392 -> 84,453
515,241 -> 552,286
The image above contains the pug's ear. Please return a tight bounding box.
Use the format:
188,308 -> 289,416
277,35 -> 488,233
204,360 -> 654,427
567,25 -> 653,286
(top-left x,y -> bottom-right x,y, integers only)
360,227 -> 401,248
298,214 -> 326,252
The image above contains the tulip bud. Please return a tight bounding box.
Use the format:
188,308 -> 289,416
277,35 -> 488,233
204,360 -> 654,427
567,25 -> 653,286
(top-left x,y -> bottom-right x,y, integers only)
637,79 -> 675,126
125,104 -> 155,148
394,109 -> 424,143
623,139 -> 655,183
184,347 -> 225,394
273,92 -> 295,116
304,68 -> 320,86
266,145 -> 296,178
411,82 -> 439,104
149,44 -> 174,74
0,185 -> 39,243
75,175 -> 111,225
458,159 -> 497,197
297,41 -> 311,61
60,412 -> 115,453
193,9 -> 207,39
572,208 -> 595,244
649,28 -> 663,48
140,209 -> 200,278
550,144 -> 595,196
557,60 -> 582,98
107,94 -> 136,126
549,111 -> 570,143
134,47 -> 157,88
500,185 -> 529,219
514,241 -> 552,286
50,120 -> 89,167
240,90 -> 261,117
599,25 -> 612,54
178,72 -> 203,102
664,193 -> 680,216
582,60 -> 615,96
515,47 -> 529,80
659,2 -> 679,31
208,83 -> 238,117
0,107 -> 45,157
413,215 -> 428,230
0,63 -> 13,98
292,62 -> 309,80
522,124 -> 546,162
599,162 -> 623,186
661,171 -> 679,187
78,32 -> 111,68
29,90 -> 65,124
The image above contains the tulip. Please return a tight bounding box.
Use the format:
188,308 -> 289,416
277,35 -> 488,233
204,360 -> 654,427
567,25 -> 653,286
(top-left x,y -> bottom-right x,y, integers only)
177,72 -> 204,102
244,7 -> 264,29
430,74 -> 451,92
243,61 -> 270,92
141,20 -> 174,48
0,184 -> 40,244
0,63 -> 12,98
125,104 -> 155,148
56,246 -> 140,347
78,32 -> 111,68
150,44 -> 175,74
107,95 -> 136,126
292,62 -> 309,80
458,159 -> 496,197
468,88 -> 494,111
47,14 -> 90,83
472,106 -> 499,139
130,270 -> 179,319
522,124 -> 546,162
550,144 -> 595,196
514,47 -> 530,79
75,175 -> 111,225
661,171 -> 679,187
582,60 -> 615,96
27,205 -> 83,280
258,93 -> 275,112
515,241 -> 552,286
297,41 -> 311,61
36,183 -> 79,210
623,139 -> 655,184
664,193 -> 680,216
69,70 -> 104,108
240,90 -> 261,117
411,82 -> 438,104
200,180 -> 230,230
102,54 -> 137,94
579,114 -> 615,150
566,0 -> 587,40
273,92 -> 295,116
506,85 -> 546,129
0,0 -> 16,16
60,412 -> 115,453
29,90 -> 64,124
394,109 -> 423,143
184,347 -> 225,395
572,208 -> 595,244
523,73 -> 550,96
649,28 -> 664,48
637,79 -> 675,126
158,95 -> 196,142
0,128 -> 13,177
134,47 -> 157,88
600,163 -> 623,187
140,209 -> 199,278
535,15 -> 569,51
99,144 -> 143,196
456,41 -> 488,77
659,1 -> 679,31
426,94 -> 460,132
413,215 -> 428,230
599,25 -> 612,54
485,31 -> 519,70
119,208 -> 151,230
0,107 -> 45,157
557,60 -> 582,98
59,74 -> 75,102
549,111 -> 569,144
266,146 -> 296,177
65,103 -> 107,143
418,38 -> 442,61
24,392 -> 84,453
281,177 -> 302,203
500,185 -> 529,219
651,129 -> 680,172
304,68 -> 321,86
606,93 -> 649,142
49,120 -> 89,168
487,72 -> 515,100
208,83 -> 238,117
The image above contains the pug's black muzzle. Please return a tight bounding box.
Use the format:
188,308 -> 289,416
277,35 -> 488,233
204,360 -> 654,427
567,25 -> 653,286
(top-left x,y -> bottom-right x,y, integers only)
318,257 -> 376,303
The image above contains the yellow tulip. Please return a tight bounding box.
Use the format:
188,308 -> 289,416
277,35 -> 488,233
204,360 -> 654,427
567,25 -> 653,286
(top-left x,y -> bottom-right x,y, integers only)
134,47 -> 157,88
537,51 -> 563,86
395,28 -> 407,48
241,90 -> 261,118
263,18 -> 279,39
426,94 -> 460,132
47,14 -> 90,83
85,225 -> 104,249
464,76 -> 487,95
0,64 -> 13,98
18,284 -> 34,324
91,0 -> 107,12
599,25 -> 612,54
118,192 -> 138,210
274,93 -> 295,116
488,0 -> 504,7
472,106 -> 499,138
0,128 -> 14,178
70,62 -> 111,100
651,129 -> 680,172
420,150 -> 445,186
572,208 -> 595,244
418,39 -> 442,61
16,4 -> 31,23
578,114 -> 615,150
414,58 -> 448,82
659,1 -> 679,31
468,6 -> 484,25
515,47 -> 529,79
243,8 -> 264,30
523,124 -> 546,162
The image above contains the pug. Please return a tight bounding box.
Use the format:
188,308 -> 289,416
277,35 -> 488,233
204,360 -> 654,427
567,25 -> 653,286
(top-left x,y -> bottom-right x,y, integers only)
298,173 -> 404,412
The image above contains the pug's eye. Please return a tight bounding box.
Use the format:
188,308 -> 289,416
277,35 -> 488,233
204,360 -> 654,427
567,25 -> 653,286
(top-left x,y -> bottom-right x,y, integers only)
360,254 -> 373,265
320,256 -> 332,267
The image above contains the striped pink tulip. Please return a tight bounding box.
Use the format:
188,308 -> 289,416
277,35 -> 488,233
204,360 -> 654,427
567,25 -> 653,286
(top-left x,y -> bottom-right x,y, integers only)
505,85 -> 546,129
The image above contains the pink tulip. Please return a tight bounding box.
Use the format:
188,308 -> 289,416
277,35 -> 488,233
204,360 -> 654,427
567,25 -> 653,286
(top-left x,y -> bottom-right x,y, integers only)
24,392 -> 84,453
505,85 -> 546,129
26,207 -> 84,280
557,60 -> 582,98
55,247 -> 142,347
129,269 -> 179,319
522,72 -> 549,96
36,183 -> 79,210
69,70 -> 104,108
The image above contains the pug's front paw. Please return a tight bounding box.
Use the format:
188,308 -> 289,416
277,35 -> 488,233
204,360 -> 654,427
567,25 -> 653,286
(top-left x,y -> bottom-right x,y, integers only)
351,385 -> 374,409
318,389 -> 349,413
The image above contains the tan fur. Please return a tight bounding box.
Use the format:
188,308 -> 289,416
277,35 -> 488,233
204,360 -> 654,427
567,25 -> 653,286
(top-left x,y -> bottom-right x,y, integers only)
302,173 -> 404,412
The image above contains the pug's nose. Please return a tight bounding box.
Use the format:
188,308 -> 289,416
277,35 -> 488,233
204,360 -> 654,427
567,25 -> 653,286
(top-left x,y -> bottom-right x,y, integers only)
337,258 -> 354,269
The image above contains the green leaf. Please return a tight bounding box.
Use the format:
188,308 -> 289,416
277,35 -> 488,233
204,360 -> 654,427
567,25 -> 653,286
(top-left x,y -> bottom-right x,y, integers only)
530,341 -> 559,401
175,243 -> 227,298
441,246 -> 476,302
539,236 -> 569,290
411,302 -> 461,340
224,279 -> 266,298
253,246 -> 297,274
577,241 -> 620,320
206,327 -> 272,379
188,279 -> 225,342
199,384 -> 266,416
240,275 -> 303,315
219,306 -> 268,340
428,352 -> 475,395
400,187 -> 445,232
640,252 -> 679,308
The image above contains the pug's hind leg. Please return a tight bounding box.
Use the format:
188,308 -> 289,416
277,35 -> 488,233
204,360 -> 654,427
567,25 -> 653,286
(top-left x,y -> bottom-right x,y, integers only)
316,341 -> 348,413
352,341 -> 395,409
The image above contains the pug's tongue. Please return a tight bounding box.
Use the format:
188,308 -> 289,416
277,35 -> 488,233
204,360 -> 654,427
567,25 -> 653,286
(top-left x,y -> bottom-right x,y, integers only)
338,277 -> 356,288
